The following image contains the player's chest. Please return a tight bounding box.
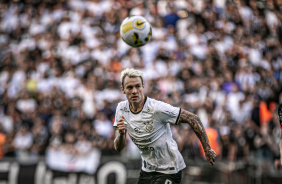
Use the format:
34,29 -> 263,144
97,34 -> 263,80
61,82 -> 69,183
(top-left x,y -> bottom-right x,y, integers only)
123,111 -> 158,134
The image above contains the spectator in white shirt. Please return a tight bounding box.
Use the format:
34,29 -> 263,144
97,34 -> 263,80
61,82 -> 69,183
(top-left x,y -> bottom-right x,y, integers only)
13,125 -> 33,157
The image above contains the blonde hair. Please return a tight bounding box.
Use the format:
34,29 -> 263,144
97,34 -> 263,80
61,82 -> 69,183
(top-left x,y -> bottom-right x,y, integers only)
120,68 -> 143,87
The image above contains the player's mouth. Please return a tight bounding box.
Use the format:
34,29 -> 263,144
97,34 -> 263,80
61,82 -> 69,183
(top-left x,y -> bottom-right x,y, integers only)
131,96 -> 138,100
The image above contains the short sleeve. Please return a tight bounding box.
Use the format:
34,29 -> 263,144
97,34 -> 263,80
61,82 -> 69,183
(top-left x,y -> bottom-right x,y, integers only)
113,104 -> 122,129
155,101 -> 181,125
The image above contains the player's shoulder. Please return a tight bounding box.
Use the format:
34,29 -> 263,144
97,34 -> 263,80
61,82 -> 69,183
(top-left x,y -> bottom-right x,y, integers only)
147,96 -> 169,107
146,97 -> 168,111
116,100 -> 130,112
145,96 -> 159,108
117,100 -> 128,106
147,97 -> 180,114
146,96 -> 161,105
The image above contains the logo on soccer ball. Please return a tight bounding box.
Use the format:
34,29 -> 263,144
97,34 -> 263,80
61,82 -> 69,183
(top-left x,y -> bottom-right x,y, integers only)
133,19 -> 145,29
144,121 -> 154,133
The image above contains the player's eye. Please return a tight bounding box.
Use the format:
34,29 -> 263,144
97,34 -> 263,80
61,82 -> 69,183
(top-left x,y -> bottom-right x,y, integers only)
127,86 -> 133,89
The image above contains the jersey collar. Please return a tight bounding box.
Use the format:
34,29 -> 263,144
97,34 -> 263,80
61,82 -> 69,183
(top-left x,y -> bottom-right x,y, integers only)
129,96 -> 147,114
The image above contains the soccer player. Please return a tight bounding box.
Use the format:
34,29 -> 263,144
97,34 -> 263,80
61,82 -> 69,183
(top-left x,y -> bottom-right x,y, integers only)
113,68 -> 216,184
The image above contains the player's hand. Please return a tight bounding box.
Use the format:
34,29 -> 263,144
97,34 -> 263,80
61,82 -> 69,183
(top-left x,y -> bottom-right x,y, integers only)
117,116 -> 127,135
204,148 -> 216,166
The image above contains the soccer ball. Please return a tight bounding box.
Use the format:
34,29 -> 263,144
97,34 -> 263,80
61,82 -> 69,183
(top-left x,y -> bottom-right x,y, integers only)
120,15 -> 152,48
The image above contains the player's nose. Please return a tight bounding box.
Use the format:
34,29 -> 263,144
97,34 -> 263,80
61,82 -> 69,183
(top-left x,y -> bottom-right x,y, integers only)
132,87 -> 137,93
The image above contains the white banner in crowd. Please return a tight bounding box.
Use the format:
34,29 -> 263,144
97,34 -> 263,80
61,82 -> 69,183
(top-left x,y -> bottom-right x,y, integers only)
46,148 -> 101,174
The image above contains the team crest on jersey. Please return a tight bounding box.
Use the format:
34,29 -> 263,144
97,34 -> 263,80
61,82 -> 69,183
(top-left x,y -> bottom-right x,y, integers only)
144,121 -> 154,133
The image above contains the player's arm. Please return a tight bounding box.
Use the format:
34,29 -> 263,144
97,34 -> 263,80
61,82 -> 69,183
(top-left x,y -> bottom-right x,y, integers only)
114,116 -> 127,152
179,109 -> 216,165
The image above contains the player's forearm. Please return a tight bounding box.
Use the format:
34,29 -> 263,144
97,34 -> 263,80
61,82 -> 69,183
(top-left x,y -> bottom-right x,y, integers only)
179,110 -> 211,151
114,131 -> 126,152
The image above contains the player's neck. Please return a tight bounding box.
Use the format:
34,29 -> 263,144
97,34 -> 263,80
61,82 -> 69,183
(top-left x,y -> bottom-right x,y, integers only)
130,96 -> 145,113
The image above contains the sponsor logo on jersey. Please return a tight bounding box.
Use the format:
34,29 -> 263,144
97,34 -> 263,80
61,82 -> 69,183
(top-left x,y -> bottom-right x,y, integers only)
142,107 -> 152,114
131,137 -> 151,144
162,110 -> 176,117
120,107 -> 130,113
136,145 -> 154,151
146,162 -> 157,170
134,127 -> 141,133
144,121 -> 154,133
165,179 -> 172,184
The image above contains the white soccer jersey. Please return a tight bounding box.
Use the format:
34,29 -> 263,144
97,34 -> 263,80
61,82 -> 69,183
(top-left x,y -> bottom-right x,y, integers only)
113,97 -> 186,174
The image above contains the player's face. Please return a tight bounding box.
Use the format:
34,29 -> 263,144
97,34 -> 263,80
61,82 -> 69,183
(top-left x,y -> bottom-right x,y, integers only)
121,76 -> 144,104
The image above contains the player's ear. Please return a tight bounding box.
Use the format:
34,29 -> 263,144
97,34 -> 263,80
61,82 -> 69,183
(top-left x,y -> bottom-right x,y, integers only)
121,85 -> 125,94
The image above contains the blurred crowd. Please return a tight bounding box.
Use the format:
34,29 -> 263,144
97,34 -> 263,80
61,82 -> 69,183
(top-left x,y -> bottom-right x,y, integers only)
0,0 -> 281,176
